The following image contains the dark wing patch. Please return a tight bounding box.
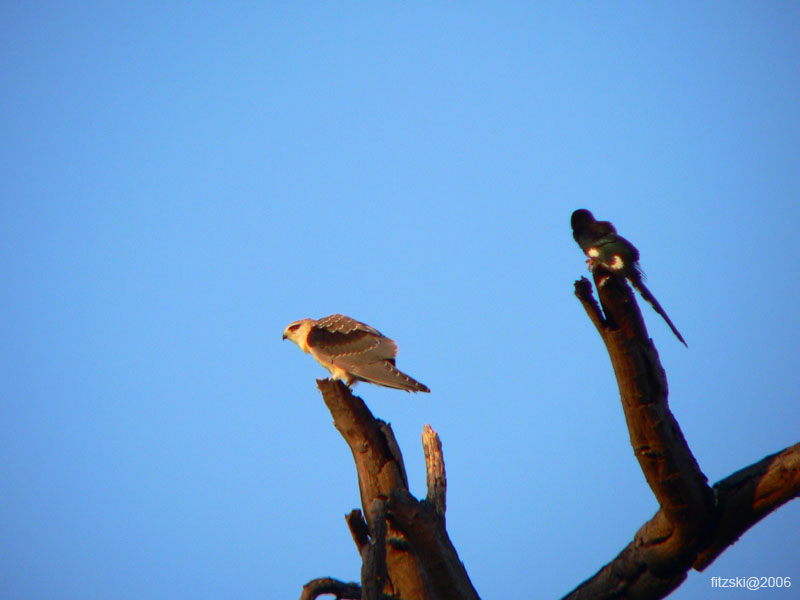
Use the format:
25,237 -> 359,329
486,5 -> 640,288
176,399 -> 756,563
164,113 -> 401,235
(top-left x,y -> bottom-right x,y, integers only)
581,220 -> 618,249
572,210 -> 618,251
614,234 -> 639,264
308,314 -> 397,362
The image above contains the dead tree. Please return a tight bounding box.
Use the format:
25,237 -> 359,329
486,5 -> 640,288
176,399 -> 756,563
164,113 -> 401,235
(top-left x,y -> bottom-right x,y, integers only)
300,268 -> 800,600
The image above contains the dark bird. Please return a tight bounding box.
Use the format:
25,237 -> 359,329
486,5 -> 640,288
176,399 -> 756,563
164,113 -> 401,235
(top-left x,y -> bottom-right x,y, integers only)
571,209 -> 687,346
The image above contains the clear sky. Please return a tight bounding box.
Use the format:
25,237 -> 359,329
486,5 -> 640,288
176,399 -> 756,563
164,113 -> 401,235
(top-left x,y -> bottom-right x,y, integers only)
2,3 -> 799,599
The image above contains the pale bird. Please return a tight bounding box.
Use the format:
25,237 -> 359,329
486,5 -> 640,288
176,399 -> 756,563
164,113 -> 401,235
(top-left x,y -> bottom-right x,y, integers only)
282,314 -> 430,393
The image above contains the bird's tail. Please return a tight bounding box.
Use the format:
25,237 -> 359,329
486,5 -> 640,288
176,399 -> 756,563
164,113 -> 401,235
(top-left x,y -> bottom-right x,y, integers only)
348,360 -> 431,393
631,279 -> 688,347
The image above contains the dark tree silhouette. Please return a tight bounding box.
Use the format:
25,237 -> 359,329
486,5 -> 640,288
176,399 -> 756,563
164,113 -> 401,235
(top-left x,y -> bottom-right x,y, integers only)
299,268 -> 800,600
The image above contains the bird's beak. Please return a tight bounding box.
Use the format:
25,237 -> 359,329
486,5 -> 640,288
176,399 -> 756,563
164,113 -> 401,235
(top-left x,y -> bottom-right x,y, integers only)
281,333 -> 287,341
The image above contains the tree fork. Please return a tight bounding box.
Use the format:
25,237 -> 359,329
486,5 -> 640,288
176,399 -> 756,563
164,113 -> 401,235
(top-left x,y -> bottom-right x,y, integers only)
565,275 -> 799,599
304,378 -> 479,600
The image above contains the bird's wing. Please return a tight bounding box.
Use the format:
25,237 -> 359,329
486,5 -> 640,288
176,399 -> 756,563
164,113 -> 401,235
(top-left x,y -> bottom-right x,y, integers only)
307,314 -> 398,363
591,219 -> 617,238
573,217 -> 619,253
307,314 -> 429,393
614,234 -> 640,265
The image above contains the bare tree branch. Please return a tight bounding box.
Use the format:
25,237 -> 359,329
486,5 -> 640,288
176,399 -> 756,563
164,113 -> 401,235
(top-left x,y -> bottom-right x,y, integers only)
422,424 -> 446,522
345,509 -> 370,555
299,578 -> 361,600
695,442 -> 800,569
362,499 -> 389,600
388,489 -> 480,600
575,275 -> 713,531
316,378 -> 431,600
313,379 -> 481,600
566,274 -> 799,599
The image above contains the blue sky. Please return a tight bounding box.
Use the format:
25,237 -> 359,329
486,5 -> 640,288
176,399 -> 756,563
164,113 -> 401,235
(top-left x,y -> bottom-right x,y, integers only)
2,3 -> 799,599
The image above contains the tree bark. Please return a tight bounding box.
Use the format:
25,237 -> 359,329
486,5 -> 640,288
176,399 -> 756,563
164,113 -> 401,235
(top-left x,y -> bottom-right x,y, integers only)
313,378 -> 480,600
563,275 -> 800,599
299,578 -> 361,600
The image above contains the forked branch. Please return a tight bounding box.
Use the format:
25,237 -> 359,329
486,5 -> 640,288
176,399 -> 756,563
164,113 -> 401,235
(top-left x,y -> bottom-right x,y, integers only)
302,379 -> 479,600
566,276 -> 799,599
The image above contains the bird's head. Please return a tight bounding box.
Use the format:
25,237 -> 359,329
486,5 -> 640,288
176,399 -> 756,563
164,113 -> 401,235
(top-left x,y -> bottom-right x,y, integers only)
570,208 -> 595,231
282,318 -> 315,352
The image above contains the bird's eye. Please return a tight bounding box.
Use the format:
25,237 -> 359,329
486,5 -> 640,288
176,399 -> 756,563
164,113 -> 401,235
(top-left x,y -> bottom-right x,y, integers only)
288,323 -> 301,331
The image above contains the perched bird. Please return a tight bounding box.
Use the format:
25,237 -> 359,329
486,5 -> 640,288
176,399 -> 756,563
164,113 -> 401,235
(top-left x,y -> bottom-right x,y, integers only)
282,314 -> 430,392
571,209 -> 687,346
